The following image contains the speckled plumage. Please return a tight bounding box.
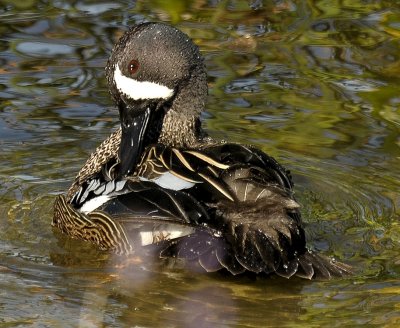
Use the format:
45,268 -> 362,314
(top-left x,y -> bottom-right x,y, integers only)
66,129 -> 122,201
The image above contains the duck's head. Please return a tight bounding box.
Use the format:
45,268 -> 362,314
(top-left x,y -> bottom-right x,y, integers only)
105,22 -> 207,177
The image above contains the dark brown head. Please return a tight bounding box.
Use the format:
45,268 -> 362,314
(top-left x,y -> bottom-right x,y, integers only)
105,22 -> 208,176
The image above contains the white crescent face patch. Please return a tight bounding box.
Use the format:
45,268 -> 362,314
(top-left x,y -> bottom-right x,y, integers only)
114,66 -> 174,101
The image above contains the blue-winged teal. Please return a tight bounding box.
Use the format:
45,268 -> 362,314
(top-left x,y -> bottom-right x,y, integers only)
53,22 -> 351,279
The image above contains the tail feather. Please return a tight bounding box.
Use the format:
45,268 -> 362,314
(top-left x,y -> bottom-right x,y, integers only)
296,254 -> 315,279
157,228 -> 351,279
199,250 -> 224,272
276,260 -> 299,279
253,230 -> 279,273
216,247 -> 246,275
294,251 -> 352,280
233,230 -> 265,273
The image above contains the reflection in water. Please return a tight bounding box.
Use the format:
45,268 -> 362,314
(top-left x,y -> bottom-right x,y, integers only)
1,0 -> 400,326
54,252 -> 310,327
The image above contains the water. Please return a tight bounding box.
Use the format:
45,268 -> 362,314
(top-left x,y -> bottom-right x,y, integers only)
1,0 -> 400,326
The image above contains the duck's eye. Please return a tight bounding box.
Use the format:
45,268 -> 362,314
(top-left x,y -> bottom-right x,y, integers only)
128,59 -> 139,75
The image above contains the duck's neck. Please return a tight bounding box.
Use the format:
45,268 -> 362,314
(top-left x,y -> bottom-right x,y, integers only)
158,111 -> 202,147
158,64 -> 208,148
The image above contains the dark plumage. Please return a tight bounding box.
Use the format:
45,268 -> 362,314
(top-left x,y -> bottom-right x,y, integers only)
53,22 -> 351,279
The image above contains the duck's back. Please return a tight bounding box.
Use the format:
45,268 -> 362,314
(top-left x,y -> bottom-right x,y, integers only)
134,142 -> 351,278
54,140 -> 351,279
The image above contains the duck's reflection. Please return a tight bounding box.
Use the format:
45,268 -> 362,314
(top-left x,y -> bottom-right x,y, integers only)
50,235 -> 306,327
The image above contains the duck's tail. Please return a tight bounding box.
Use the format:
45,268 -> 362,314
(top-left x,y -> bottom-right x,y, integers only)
158,228 -> 352,279
278,250 -> 352,280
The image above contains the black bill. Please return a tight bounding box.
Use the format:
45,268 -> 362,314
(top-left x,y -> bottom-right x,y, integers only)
118,104 -> 152,177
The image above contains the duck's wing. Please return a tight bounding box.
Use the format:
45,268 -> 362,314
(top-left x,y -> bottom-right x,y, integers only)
137,143 -> 293,200
54,178 -> 215,255
131,143 -> 352,279
56,142 -> 350,278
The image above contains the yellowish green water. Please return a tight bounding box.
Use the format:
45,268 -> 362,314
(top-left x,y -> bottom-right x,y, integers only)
1,0 -> 399,327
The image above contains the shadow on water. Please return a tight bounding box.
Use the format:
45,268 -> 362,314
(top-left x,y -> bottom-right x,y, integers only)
1,0 -> 400,327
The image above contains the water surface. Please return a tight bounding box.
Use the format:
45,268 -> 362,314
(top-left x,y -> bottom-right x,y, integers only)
1,0 -> 400,327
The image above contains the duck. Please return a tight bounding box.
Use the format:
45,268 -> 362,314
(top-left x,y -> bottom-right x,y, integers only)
53,22 -> 351,279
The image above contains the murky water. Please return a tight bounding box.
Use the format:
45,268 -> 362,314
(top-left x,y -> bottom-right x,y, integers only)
1,0 -> 400,327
